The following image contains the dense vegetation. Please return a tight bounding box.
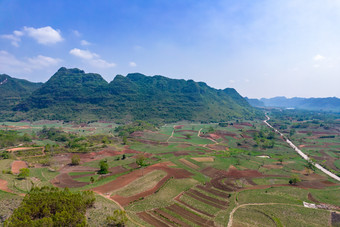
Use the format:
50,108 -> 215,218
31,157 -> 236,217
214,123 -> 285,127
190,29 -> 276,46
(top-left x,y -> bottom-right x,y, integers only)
0,130 -> 31,148
1,67 -> 262,122
4,187 -> 95,227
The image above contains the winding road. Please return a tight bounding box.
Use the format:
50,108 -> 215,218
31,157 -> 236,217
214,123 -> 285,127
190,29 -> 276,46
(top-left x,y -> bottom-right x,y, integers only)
264,114 -> 340,182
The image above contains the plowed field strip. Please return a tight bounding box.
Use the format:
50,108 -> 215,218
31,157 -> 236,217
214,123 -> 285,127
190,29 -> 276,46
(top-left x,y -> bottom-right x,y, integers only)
189,189 -> 227,206
111,175 -> 171,206
196,185 -> 229,198
137,212 -> 170,227
154,209 -> 190,227
179,159 -> 199,170
70,173 -> 95,179
175,199 -> 215,217
186,191 -> 226,209
52,173 -> 89,188
166,204 -> 215,227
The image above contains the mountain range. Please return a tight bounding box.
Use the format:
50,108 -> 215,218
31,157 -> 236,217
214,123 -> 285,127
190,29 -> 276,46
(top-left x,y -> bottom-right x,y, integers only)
0,67 -> 262,123
246,96 -> 340,112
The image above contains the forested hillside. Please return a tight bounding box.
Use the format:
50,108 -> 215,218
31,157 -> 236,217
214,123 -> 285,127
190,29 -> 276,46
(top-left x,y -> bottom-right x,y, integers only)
2,67 -> 262,122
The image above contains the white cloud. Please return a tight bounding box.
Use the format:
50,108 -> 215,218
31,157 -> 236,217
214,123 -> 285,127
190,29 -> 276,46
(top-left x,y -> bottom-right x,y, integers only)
229,79 -> 235,84
129,61 -> 137,67
90,59 -> 116,68
0,50 -> 62,73
70,48 -> 98,60
313,54 -> 325,61
1,34 -> 21,47
1,26 -> 63,46
73,30 -> 81,37
23,26 -> 63,44
27,55 -> 61,68
69,48 -> 116,68
80,40 -> 91,46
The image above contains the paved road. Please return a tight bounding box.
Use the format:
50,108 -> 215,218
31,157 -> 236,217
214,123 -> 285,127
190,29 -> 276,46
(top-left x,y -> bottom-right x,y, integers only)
264,114 -> 340,182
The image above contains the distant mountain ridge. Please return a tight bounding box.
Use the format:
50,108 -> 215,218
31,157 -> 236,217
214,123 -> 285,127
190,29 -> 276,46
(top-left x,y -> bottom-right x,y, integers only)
0,74 -> 43,110
1,67 -> 262,122
246,96 -> 340,112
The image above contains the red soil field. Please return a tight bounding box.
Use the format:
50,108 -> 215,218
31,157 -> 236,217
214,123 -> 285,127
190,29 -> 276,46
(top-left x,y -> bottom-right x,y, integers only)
93,162 -> 192,195
166,204 -> 215,227
11,161 -> 28,174
137,212 -> 169,227
111,175 -> 171,206
196,184 -> 230,198
174,125 -> 184,129
51,173 -> 89,188
154,209 -> 191,227
185,190 -> 226,209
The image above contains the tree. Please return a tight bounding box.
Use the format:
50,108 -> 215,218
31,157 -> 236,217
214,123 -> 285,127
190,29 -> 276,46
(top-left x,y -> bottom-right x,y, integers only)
106,210 -> 128,227
18,168 -> 30,179
289,175 -> 301,185
98,159 -> 109,174
136,154 -> 147,176
90,177 -> 95,184
71,154 -> 80,165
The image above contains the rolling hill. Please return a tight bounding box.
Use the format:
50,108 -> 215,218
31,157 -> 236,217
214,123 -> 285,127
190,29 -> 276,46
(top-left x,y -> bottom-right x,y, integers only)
3,67 -> 262,122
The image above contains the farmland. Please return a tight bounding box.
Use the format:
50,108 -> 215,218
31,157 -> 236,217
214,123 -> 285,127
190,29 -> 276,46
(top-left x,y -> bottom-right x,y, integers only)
0,111 -> 339,226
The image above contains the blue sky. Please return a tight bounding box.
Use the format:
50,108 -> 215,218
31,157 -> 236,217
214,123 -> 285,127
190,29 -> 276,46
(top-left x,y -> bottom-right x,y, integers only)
1,0 -> 340,98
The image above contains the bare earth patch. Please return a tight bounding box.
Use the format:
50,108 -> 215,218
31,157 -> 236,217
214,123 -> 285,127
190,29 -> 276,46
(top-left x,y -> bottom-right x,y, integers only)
11,161 -> 27,174
191,157 -> 214,162
0,179 -> 12,193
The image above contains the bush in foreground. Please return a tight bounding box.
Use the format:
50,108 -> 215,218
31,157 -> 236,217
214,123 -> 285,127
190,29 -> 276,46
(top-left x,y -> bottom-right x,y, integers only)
4,186 -> 95,227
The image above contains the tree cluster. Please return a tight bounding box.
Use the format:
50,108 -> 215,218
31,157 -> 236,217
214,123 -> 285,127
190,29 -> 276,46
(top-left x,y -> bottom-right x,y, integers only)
5,186 -> 95,227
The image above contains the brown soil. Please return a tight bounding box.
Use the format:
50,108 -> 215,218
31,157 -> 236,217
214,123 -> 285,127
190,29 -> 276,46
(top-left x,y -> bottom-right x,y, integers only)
11,161 -> 28,174
93,162 -> 192,194
166,204 -> 215,227
0,179 -> 12,193
186,189 -> 227,209
71,173 -> 96,179
51,173 -> 89,188
108,166 -> 128,175
196,184 -> 230,198
128,162 -> 139,169
179,158 -> 199,169
154,209 -> 191,227
174,125 -> 184,129
137,212 -> 169,227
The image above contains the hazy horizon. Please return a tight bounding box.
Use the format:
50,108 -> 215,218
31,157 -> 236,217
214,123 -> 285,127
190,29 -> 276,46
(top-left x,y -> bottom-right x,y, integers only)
1,0 -> 340,98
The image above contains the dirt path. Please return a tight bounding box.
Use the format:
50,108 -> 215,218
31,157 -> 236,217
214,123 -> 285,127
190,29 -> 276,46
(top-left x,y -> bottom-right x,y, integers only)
166,126 -> 175,142
264,114 -> 340,182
